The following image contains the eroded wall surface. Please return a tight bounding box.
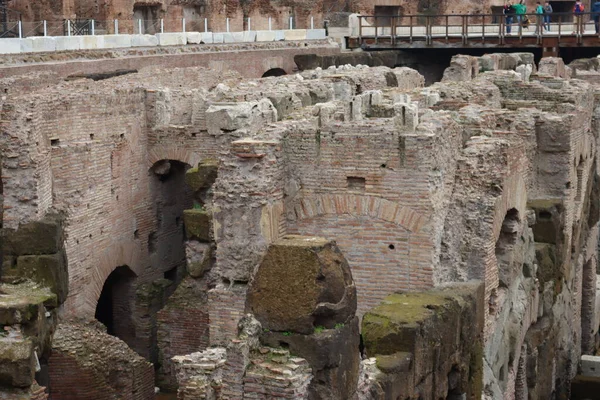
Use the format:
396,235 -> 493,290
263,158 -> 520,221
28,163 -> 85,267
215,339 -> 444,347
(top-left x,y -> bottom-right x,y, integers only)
2,51 -> 600,399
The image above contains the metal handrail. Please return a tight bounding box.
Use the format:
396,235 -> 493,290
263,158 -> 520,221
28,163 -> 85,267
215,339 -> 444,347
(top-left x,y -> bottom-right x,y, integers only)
356,11 -> 600,46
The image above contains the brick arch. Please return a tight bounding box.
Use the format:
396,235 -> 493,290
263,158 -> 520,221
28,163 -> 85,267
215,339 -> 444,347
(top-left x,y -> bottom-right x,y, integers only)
291,194 -> 428,233
147,145 -> 201,169
81,239 -> 143,317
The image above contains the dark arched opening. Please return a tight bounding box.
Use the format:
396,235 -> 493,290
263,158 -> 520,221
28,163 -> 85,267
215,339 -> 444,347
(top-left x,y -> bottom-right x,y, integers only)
149,159 -> 194,287
262,68 -> 287,78
95,265 -> 137,339
496,208 -> 520,289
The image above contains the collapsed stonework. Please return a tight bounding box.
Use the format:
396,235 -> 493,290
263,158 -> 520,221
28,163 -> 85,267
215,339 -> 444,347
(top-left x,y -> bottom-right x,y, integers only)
1,50 -> 600,399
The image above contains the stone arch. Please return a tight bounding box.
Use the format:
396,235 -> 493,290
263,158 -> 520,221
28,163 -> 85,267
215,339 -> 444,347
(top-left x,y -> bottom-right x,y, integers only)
147,145 -> 201,169
290,194 -> 428,233
262,68 -> 287,78
84,239 -> 143,317
95,265 -> 137,341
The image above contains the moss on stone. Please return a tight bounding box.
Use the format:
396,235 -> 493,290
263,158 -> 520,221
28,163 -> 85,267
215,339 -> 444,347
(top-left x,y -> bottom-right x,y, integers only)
185,159 -> 218,192
183,209 -> 212,242
374,352 -> 411,374
0,282 -> 57,325
4,254 -> 68,304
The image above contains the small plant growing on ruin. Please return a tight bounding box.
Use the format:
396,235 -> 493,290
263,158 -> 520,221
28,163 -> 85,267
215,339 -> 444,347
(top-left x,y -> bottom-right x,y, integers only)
282,331 -> 292,336
313,325 -> 326,334
334,323 -> 345,329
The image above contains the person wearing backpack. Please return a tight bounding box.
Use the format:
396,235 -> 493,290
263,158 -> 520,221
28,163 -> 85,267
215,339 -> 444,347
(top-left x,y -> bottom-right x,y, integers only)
573,0 -> 585,34
543,1 -> 553,31
592,0 -> 600,34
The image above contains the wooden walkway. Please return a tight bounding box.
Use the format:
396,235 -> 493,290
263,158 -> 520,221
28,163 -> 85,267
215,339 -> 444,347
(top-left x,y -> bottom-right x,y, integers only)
348,12 -> 600,56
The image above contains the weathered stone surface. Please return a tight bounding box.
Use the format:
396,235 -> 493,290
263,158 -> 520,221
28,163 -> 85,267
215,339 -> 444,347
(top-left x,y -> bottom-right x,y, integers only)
362,282 -> 484,399
0,282 -> 57,325
3,214 -> 63,256
184,160 -> 218,192
261,317 -> 360,399
246,235 -> 357,335
183,209 -> 211,242
185,241 -> 212,278
0,339 -> 35,388
5,254 -> 68,304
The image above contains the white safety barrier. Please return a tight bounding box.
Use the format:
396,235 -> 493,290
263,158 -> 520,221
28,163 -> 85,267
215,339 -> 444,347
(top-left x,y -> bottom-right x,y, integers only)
0,29 -> 328,55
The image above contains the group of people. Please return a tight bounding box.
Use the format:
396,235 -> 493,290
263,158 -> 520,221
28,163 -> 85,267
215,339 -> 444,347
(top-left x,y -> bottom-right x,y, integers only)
503,0 -> 600,35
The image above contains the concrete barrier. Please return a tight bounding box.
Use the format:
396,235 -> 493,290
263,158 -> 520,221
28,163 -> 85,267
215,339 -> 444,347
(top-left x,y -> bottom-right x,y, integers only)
213,33 -> 224,43
81,35 -> 105,50
223,32 -> 244,43
187,32 -> 202,44
243,31 -> 257,42
256,31 -> 276,42
103,35 -> 132,49
274,30 -> 285,41
306,29 -> 326,40
156,32 -> 186,46
0,38 -> 23,54
581,355 -> 600,377
283,29 -> 307,41
21,37 -> 56,53
55,36 -> 83,51
200,32 -> 214,44
131,34 -> 158,47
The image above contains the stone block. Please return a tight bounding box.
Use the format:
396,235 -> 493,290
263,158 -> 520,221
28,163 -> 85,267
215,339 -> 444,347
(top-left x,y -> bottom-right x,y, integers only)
183,209 -> 212,242
361,281 -> 484,382
55,36 -> 82,51
186,32 -> 202,44
213,32 -> 224,43
247,235 -> 357,335
3,214 -> 63,256
102,34 -> 132,49
274,30 -> 285,41
0,282 -> 57,325
157,32 -> 187,46
80,35 -> 105,50
0,339 -> 35,388
200,32 -> 214,43
185,160 -> 218,191
306,29 -> 326,40
11,253 -> 68,304
131,34 -> 158,47
0,38 -> 22,54
185,242 -> 212,278
243,30 -> 256,42
223,32 -> 244,43
261,317 -> 360,399
256,31 -> 276,42
283,29 -> 306,41
20,37 -> 56,53
581,355 -> 600,377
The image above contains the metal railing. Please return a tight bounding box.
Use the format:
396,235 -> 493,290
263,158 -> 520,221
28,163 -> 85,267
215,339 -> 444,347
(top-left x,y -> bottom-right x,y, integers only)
1,15 -> 325,38
355,11 -> 600,45
0,5 -> 21,38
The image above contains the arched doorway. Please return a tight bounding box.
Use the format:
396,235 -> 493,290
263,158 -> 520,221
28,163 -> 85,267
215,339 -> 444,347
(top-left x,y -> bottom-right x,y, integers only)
95,265 -> 137,340
496,208 -> 520,289
262,68 -> 287,78
149,159 -> 194,286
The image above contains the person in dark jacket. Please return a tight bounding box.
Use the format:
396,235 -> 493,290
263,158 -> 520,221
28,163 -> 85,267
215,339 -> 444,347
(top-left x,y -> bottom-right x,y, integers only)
592,0 -> 600,34
543,1 -> 553,31
504,2 -> 515,34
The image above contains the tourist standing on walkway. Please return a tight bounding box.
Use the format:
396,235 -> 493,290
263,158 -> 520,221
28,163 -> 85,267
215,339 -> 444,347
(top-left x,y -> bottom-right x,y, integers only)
535,2 -> 544,33
573,0 -> 585,34
504,2 -> 515,33
592,0 -> 600,34
513,0 -> 526,24
543,1 -> 553,31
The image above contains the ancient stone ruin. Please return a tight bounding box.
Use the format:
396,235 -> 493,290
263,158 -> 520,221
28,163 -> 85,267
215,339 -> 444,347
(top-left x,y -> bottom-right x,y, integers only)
2,49 -> 600,400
